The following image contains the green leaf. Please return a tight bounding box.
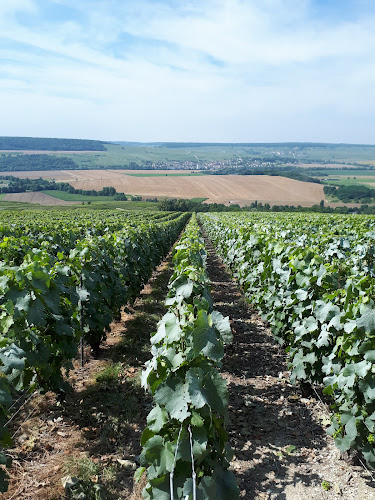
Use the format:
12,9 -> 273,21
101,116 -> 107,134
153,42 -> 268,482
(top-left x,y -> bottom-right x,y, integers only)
191,411 -> 204,427
0,379 -> 12,408
364,351 -> 375,362
175,281 -> 194,299
0,344 -> 26,371
295,289 -> 308,301
213,467 -> 240,500
14,293 -> 31,314
210,311 -> 232,344
147,405 -> 168,433
314,300 -> 340,323
335,434 -> 353,452
164,347 -> 184,371
345,416 -> 358,441
134,466 -> 146,483
154,379 -> 191,422
186,367 -> 208,409
362,444 -> 375,466
191,311 -> 224,362
357,306 -> 375,333
143,436 -> 175,479
196,476 -> 217,499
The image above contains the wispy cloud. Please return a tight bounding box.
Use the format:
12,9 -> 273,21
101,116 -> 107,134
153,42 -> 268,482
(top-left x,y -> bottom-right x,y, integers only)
0,0 -> 374,142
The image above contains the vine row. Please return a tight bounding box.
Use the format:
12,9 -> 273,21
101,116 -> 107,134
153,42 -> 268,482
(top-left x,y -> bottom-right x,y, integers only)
200,212 -> 375,468
0,210 -> 189,492
139,214 -> 239,500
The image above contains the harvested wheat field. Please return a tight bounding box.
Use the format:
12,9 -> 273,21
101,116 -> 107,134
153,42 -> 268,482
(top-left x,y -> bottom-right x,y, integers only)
7,170 -> 326,206
72,173 -> 326,206
3,192 -> 76,205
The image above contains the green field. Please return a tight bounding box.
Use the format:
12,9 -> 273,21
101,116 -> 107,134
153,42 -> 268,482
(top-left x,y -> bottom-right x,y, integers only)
190,197 -> 208,203
0,198 -> 160,211
42,190 -> 118,202
3,140 -> 375,172
323,177 -> 375,187
312,168 -> 375,176
60,143 -> 375,168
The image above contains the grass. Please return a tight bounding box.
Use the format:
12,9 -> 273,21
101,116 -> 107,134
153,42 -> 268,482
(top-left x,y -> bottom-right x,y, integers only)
0,198 -> 160,211
64,457 -> 101,483
95,363 -> 123,384
85,200 -> 159,210
314,169 -> 375,176
323,177 -> 375,187
42,190 -> 118,201
0,193 -> 5,200
63,457 -> 112,499
190,197 -> 208,203
0,200 -> 42,210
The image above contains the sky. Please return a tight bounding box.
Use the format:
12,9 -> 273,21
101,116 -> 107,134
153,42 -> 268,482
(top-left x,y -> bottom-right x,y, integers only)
1,0 -> 375,143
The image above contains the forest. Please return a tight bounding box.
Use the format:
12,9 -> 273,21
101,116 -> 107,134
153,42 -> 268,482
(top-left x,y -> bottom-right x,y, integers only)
0,154 -> 79,171
0,137 -> 108,151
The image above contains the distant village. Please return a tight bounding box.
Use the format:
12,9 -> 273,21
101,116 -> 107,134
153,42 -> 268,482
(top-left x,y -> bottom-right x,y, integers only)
150,157 -> 279,171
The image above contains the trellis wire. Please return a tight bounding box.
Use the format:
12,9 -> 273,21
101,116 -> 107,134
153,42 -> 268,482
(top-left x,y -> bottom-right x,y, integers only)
79,274 -> 84,368
169,424 -> 197,500
170,424 -> 183,500
188,425 -> 197,500
5,391 -> 37,428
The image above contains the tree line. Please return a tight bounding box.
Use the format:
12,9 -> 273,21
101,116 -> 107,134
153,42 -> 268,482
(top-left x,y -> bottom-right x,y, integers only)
0,176 -> 127,200
159,197 -> 375,215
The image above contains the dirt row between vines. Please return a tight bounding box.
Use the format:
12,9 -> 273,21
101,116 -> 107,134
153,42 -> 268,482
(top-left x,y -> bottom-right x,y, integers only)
202,232 -> 375,499
3,237 -> 375,499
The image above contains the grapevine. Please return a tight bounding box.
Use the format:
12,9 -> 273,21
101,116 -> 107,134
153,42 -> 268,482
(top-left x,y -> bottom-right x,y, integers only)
139,214 -> 239,500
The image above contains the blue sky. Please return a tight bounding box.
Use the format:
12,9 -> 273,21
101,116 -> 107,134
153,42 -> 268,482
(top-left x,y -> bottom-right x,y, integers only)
1,0 -> 375,143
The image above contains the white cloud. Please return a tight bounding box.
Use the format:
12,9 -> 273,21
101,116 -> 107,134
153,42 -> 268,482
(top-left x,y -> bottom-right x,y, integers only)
0,0 -> 374,142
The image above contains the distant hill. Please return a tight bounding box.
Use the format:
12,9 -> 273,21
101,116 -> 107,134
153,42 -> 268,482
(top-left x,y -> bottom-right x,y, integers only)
0,137 -> 108,151
1,139 -> 375,172
112,141 -> 375,149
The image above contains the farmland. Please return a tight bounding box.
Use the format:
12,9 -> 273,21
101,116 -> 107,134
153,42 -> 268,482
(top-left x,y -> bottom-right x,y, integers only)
1,140 -> 375,172
3,192 -> 76,205
3,169 -> 327,207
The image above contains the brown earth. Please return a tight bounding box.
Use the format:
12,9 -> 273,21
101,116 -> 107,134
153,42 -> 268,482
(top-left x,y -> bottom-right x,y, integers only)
4,170 -> 327,207
5,170 -> 195,181
3,192 -> 76,205
69,174 -> 326,207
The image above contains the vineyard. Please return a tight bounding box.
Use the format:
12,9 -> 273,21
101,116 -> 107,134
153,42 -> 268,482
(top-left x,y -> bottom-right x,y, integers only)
200,212 -> 375,469
0,209 -> 189,493
1,209 -> 375,498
